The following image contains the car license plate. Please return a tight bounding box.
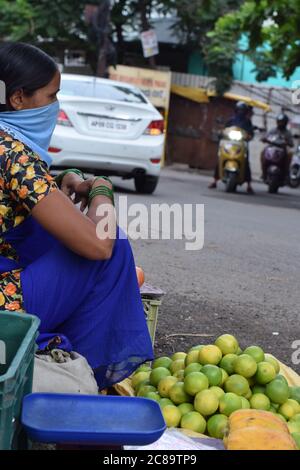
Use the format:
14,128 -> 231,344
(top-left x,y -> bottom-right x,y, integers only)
87,116 -> 129,133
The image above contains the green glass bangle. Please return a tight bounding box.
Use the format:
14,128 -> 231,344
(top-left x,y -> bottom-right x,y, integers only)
55,168 -> 85,187
88,186 -> 115,206
94,176 -> 113,187
89,187 -> 114,201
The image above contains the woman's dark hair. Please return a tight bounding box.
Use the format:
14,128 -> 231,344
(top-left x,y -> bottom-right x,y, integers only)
0,42 -> 58,112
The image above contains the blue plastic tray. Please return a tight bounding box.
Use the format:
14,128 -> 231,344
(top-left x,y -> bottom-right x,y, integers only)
21,393 -> 166,445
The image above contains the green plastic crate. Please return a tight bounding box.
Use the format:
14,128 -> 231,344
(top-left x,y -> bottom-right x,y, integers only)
0,311 -> 40,450
141,284 -> 165,346
142,297 -> 162,346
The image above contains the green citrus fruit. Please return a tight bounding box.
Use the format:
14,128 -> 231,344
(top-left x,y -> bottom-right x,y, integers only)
184,363 -> 202,377
180,411 -> 206,434
184,372 -> 209,396
271,402 -> 279,411
265,379 -> 290,404
149,367 -> 171,387
158,376 -> 178,398
188,345 -> 204,352
170,359 -> 185,375
249,393 -> 271,410
278,401 -> 296,420
178,403 -> 194,416
240,397 -> 251,409
287,399 -> 300,414
173,370 -> 185,381
290,413 -> 300,423
131,371 -> 151,390
251,385 -> 266,394
201,365 -> 223,386
215,334 -> 239,355
244,388 -> 252,400
219,393 -> 243,416
254,362 -> 276,384
207,414 -> 229,439
162,405 -> 181,427
220,368 -> 229,385
171,352 -> 187,361
275,374 -> 289,386
264,354 -> 280,374
243,346 -> 265,363
159,398 -> 174,409
169,382 -> 192,405
135,364 -> 152,373
137,384 -> 157,397
234,354 -> 257,378
209,386 -> 225,400
198,345 -> 222,365
185,350 -> 201,366
289,386 -> 300,404
219,354 -> 238,375
194,389 -> 219,416
152,356 -> 172,370
145,391 -> 160,402
224,374 -> 250,396
135,379 -> 151,393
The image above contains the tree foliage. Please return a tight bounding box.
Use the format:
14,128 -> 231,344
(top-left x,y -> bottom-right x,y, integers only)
160,0 -> 244,94
0,0 -> 88,46
2,1 -> 296,94
206,0 -> 300,92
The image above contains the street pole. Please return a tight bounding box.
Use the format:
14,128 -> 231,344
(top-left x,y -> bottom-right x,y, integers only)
140,0 -> 156,68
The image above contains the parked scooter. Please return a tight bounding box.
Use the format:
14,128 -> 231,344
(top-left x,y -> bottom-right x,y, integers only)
218,126 -> 248,192
262,133 -> 287,193
289,144 -> 300,188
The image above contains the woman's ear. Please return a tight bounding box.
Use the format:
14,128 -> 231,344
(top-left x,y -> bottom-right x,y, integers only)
9,89 -> 25,110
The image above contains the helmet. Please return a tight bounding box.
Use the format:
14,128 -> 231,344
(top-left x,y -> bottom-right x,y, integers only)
276,113 -> 289,128
235,101 -> 251,116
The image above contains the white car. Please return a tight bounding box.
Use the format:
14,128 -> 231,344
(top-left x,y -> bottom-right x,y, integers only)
49,74 -> 164,193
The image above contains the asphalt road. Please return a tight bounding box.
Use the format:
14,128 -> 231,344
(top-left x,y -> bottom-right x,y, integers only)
113,167 -> 300,371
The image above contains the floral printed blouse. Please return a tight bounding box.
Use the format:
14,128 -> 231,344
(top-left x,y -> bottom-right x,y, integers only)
0,131 -> 58,312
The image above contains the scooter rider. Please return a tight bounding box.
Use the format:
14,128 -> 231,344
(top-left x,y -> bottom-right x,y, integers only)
209,101 -> 255,194
261,113 -> 294,180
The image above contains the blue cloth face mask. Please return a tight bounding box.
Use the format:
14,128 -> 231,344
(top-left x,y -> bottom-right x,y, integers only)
0,100 -> 60,167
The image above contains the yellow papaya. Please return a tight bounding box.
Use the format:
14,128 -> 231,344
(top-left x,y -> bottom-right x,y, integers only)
228,409 -> 288,434
225,427 -> 297,450
224,409 -> 297,450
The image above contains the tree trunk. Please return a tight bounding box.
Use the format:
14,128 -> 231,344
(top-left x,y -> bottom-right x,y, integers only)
116,23 -> 125,64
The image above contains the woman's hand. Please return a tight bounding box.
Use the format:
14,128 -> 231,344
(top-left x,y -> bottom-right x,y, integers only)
60,172 -> 84,199
61,175 -> 113,212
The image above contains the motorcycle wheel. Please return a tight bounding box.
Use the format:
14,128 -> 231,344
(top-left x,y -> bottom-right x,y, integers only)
225,173 -> 237,193
268,180 -> 279,193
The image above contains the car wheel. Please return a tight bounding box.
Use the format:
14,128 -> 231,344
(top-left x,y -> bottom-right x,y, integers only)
134,175 -> 159,194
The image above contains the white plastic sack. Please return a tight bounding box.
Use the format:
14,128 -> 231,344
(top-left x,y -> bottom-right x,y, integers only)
32,351 -> 99,395
125,428 -> 220,451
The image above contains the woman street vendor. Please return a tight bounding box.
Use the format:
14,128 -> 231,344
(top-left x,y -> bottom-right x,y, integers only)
0,42 -> 153,389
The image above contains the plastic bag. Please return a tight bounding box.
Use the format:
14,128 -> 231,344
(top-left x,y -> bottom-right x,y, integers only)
125,428 -> 223,451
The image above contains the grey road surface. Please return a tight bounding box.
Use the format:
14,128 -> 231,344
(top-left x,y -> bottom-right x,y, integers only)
114,167 -> 300,371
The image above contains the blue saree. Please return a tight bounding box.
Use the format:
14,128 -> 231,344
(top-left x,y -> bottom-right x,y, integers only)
1,217 -> 154,388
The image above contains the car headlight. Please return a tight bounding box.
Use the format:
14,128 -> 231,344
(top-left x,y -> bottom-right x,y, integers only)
228,130 -> 243,141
